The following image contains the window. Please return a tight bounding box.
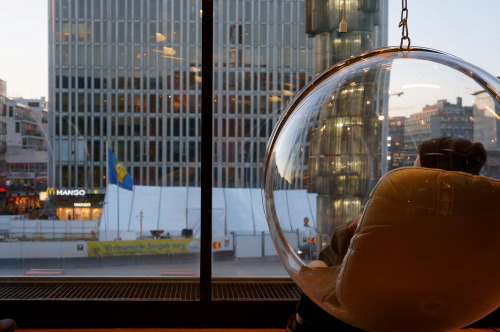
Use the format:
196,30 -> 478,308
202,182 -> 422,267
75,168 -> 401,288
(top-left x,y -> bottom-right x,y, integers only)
2,1 -> 500,329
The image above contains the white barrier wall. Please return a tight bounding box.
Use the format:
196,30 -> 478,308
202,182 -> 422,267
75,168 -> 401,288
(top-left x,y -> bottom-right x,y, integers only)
101,185 -> 318,238
0,241 -> 89,259
0,231 -> 300,260
235,232 -> 300,258
235,235 -> 262,258
8,220 -> 98,240
0,184 -> 316,260
263,234 -> 278,256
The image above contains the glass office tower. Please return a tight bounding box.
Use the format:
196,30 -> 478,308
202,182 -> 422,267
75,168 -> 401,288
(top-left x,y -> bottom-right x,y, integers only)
0,80 -> 7,180
306,0 -> 388,75
305,0 -> 388,250
48,0 -> 314,191
48,0 -> 387,258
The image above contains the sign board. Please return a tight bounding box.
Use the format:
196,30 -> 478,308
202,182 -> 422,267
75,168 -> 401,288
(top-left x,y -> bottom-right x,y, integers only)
87,238 -> 201,257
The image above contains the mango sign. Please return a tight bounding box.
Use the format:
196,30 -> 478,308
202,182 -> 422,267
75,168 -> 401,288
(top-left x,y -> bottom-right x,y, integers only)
87,238 -> 200,257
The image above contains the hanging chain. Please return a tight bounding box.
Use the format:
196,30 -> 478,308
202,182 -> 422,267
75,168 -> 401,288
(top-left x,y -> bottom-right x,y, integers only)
398,0 -> 411,49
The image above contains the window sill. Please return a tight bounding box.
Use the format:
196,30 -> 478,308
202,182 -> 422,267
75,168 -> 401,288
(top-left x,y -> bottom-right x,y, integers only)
0,277 -> 301,329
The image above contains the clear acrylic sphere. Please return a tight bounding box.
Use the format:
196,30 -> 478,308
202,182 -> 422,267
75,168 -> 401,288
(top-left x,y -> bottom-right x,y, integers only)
263,47 -> 500,330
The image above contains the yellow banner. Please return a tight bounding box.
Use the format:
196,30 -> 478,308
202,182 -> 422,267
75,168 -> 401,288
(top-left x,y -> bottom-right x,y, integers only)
87,238 -> 200,257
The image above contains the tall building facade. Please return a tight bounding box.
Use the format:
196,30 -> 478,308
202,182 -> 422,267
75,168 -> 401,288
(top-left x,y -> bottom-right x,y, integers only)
304,0 -> 388,248
3,98 -> 48,214
473,90 -> 500,151
471,90 -> 500,178
305,0 -> 388,75
387,116 -> 406,170
4,97 -> 48,186
48,0 -> 314,191
0,80 -> 7,180
0,81 -> 46,214
403,97 -> 473,162
0,81 -> 6,213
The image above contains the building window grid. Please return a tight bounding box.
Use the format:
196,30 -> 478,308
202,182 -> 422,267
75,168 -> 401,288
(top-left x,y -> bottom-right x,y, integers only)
50,0 -> 312,189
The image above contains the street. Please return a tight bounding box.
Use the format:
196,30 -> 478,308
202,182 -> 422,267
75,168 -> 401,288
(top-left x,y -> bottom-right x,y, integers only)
0,255 -> 290,278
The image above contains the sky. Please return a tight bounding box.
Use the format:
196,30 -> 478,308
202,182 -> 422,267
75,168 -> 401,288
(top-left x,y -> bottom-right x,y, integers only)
0,0 -> 499,99
387,0 -> 500,77
0,1 -> 48,99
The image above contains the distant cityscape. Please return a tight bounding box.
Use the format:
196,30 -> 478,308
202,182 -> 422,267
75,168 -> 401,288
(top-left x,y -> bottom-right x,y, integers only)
0,0 -> 498,229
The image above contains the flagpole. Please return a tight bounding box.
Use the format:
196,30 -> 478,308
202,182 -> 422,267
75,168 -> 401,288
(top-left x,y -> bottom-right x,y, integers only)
109,141 -> 121,241
127,188 -> 135,232
107,143 -> 134,240
117,182 -> 120,240
156,186 -> 162,230
105,186 -> 109,241
111,142 -> 120,241
105,143 -> 109,241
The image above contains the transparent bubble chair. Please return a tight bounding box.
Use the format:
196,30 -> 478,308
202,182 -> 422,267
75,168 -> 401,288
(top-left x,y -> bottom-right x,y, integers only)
262,46 -> 500,332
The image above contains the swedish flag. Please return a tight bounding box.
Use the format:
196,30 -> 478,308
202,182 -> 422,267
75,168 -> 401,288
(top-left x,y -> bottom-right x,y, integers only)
108,148 -> 134,191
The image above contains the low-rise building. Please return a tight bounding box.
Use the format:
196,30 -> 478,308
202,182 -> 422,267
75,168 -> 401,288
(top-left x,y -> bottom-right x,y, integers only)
403,97 -> 473,163
3,96 -> 48,214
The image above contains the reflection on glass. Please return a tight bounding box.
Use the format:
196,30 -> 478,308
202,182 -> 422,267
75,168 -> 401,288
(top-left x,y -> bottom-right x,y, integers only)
1,0 -> 388,279
263,48 -> 500,315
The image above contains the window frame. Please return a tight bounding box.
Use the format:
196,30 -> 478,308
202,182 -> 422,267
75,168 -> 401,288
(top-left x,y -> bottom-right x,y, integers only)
1,0 -> 500,329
